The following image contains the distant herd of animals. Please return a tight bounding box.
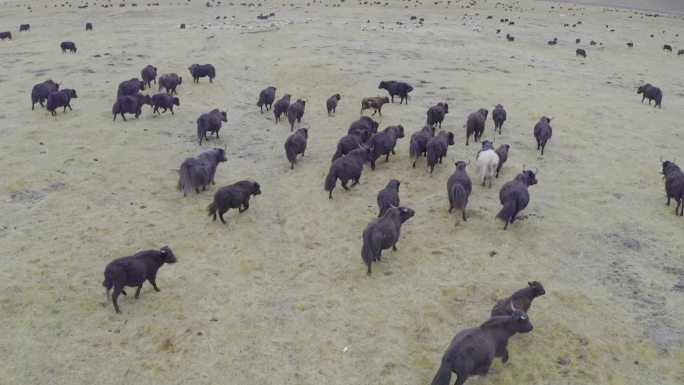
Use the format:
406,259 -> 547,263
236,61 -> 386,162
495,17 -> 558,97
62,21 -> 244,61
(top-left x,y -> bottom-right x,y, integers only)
5,13 -> 684,385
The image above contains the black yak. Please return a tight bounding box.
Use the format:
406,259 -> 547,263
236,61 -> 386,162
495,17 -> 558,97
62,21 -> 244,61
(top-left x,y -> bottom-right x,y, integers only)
506,33 -> 514,41
409,125 -> 436,168
257,86 -> 276,114
326,93 -> 341,116
660,157 -> 684,216
430,310 -> 534,385
663,44 -> 673,52
158,73 -> 182,94
151,93 -> 180,115
207,180 -> 261,224
576,48 -> 586,57
188,63 -> 216,83
678,49 -> 684,55
377,179 -> 400,217
285,127 -> 308,169
492,104 -> 506,135
112,93 -> 151,121
497,168 -> 538,230
86,22 -> 93,31
494,144 -> 510,178
0,31 -> 12,40
491,281 -> 546,317
368,125 -> 405,170
103,246 -> 178,314
197,109 -> 228,145
60,41 -> 77,53
118,78 -> 145,97
177,147 -> 228,196
378,80 -> 413,104
19,24 -> 30,31
361,205 -> 415,275
447,160 -> 472,221
627,42 -> 633,48
332,134 -> 363,162
361,96 -> 390,116
46,89 -> 77,116
637,83 -> 662,108
466,108 -> 488,146
140,65 -> 158,88
324,147 -> 373,199
533,116 -> 553,155
348,116 -> 380,143
426,102 -> 449,128
31,80 -> 59,110
287,99 -> 306,131
426,131 -> 455,174
273,94 -> 291,123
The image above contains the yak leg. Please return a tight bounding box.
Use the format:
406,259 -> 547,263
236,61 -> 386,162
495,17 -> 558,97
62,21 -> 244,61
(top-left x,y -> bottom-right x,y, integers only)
666,195 -> 670,206
195,186 -> 201,194
121,112 -> 127,121
372,108 -> 377,116
385,153 -> 390,162
241,201 -> 250,213
341,179 -> 350,190
675,199 -> 681,215
148,276 -> 160,292
392,243 -> 397,251
169,107 -> 174,115
134,284 -> 143,299
462,210 -> 467,221
503,220 -> 509,230
218,209 -> 228,224
154,106 -> 159,114
111,285 -> 125,314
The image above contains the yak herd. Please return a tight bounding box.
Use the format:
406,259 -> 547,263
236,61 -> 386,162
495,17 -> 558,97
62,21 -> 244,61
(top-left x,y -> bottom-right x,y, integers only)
8,10 -> 681,385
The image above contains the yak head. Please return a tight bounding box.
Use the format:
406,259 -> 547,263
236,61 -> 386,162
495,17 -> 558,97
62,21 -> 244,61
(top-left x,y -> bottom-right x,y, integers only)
387,179 -> 400,192
528,281 -> 546,297
512,310 -> 534,333
160,246 -> 178,264
382,96 -> 390,104
445,131 -> 455,145
396,206 -> 415,223
478,108 -> 489,120
521,168 -> 538,186
455,159 -> 469,171
64,89 -> 78,99
437,102 -> 449,114
637,84 -> 651,94
173,97 -> 180,106
220,111 -> 228,122
297,127 -> 308,138
498,144 -> 510,153
495,103 -> 503,109
250,182 -> 261,196
378,81 -> 388,89
214,147 -> 228,163
481,140 -> 494,150
333,93 -> 341,101
661,156 -> 680,176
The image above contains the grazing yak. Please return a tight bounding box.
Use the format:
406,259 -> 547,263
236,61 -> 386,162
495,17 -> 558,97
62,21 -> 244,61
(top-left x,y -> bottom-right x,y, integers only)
31,80 -> 59,110
533,116 -> 553,155
188,63 -> 216,83
177,147 -> 228,196
426,102 -> 449,128
409,125 -> 436,168
447,160 -> 472,222
637,83 -> 662,108
491,281 -> 546,317
285,127 -> 308,169
576,48 -> 586,57
361,96 -> 391,116
476,140 -> 499,188
86,22 -> 93,31
197,109 -> 228,145
369,125 -> 405,170
378,80 -> 413,104
257,86 -> 276,114
627,42 -> 633,48
348,116 -> 380,143
377,179 -> 400,217
19,24 -> 30,32
118,78 -> 145,97
273,94 -> 291,123
660,157 -> 684,216
492,104 -> 506,135
426,131 -> 455,175
466,108 -> 488,146
326,93 -> 341,116
151,93 -> 180,115
60,41 -> 77,53
361,205 -> 415,275
430,310 -> 534,385
103,246 -> 178,314
663,44 -> 673,52
112,93 -> 151,121
494,144 -> 510,178
158,73 -> 182,94
207,180 -> 261,224
140,65 -> 158,88
287,99 -> 306,131
46,89 -> 78,116
0,31 -> 12,40
332,134 -> 363,162
324,147 -> 373,199
497,168 -> 538,230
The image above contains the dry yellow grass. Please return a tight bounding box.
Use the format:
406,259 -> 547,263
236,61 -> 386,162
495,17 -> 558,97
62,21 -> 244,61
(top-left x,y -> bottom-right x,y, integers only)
0,0 -> 683,384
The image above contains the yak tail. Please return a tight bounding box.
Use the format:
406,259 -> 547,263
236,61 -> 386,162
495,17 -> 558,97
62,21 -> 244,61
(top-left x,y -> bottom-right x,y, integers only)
177,164 -> 192,195
332,148 -> 343,162
497,198 -> 517,223
426,145 -> 437,173
430,362 -> 453,385
285,143 -> 297,166
207,201 -> 218,220
450,183 -> 467,212
409,139 -> 421,163
324,165 -> 337,192
361,230 -> 374,275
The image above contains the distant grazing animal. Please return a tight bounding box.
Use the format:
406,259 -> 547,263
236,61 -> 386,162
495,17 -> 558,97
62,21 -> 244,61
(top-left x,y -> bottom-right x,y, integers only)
284,127 -> 308,169
361,96 -> 390,116
377,179 -> 400,217
627,42 -> 633,48
663,44 -> 672,52
177,147 -> 228,196
19,24 -> 30,31
60,41 -> 77,53
324,147 -> 373,199
491,281 -> 546,317
426,131 -> 455,175
86,22 -> 93,31
158,73 -> 182,94
378,80 -> 413,104
151,93 -> 180,115
273,94 -> 291,123
476,140 -> 499,188
369,125 -> 405,170
496,29 -> 501,34
590,40 -> 597,45
140,65 -> 158,88
409,125 -> 436,167
257,86 -> 277,114
506,33 -> 514,41
447,160 -> 472,221
46,89 -> 77,116
497,168 -> 538,230
0,31 -> 12,40
287,99 -> 306,131
112,93 -> 151,121
326,93 -> 341,116
576,48 -> 586,57
180,23 -> 186,29
494,144 -> 510,178
637,84 -> 662,107
575,38 -> 580,44
31,80 -> 59,110
466,108 -> 488,146
678,49 -> 684,55
188,63 -> 216,83
102,246 -> 178,314
547,40 -> 557,45
660,157 -> 684,216
207,181 -> 261,224
426,102 -> 449,128
533,116 -> 553,155
332,134 -> 364,161
430,310 -> 534,385
492,104 -> 506,135
508,21 -> 514,25
348,116 -> 380,143
118,78 -> 145,97
361,206 -> 415,275
197,109 -> 228,145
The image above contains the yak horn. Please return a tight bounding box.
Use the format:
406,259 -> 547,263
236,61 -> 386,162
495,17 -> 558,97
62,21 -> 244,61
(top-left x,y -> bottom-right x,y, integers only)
388,202 -> 397,209
522,163 -> 526,171
660,155 -> 664,163
534,167 -> 539,174
549,116 -> 555,121
674,157 -> 678,163
466,159 -> 471,165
